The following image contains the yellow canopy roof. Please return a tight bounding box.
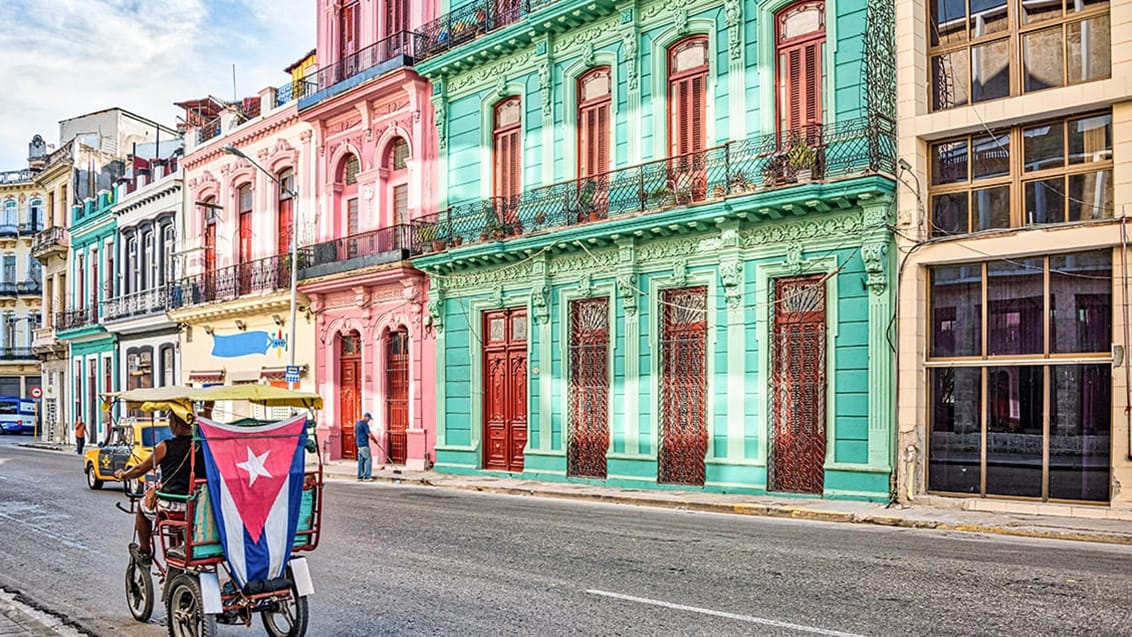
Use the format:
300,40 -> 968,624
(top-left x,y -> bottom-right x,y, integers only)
104,384 -> 323,421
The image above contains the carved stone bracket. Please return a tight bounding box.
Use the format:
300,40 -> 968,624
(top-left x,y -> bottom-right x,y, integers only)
578,272 -> 593,298
725,0 -> 743,62
719,259 -> 743,310
490,284 -> 504,307
426,286 -> 445,334
784,242 -> 804,272
672,259 -> 688,287
539,60 -> 553,121
531,282 -> 550,325
432,91 -> 448,150
861,242 -> 888,295
617,273 -> 638,318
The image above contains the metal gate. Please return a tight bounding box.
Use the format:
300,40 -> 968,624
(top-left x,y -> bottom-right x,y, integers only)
483,308 -> 528,472
659,287 -> 708,486
568,298 -> 610,478
770,275 -> 827,494
386,329 -> 409,465
339,332 -> 362,460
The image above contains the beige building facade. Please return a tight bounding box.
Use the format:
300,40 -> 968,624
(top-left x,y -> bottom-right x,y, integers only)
896,0 -> 1132,514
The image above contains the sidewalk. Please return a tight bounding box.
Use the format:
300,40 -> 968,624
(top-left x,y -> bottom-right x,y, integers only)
0,590 -> 83,637
325,459 -> 1132,546
21,441 -> 1132,546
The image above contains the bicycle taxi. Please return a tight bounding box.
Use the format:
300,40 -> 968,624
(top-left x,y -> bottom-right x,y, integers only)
105,384 -> 325,637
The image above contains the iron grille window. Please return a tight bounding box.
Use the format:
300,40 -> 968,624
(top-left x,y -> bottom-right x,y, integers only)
927,249 -> 1112,502
568,298 -> 610,479
658,287 -> 708,486
929,0 -> 1110,111
929,111 -> 1112,236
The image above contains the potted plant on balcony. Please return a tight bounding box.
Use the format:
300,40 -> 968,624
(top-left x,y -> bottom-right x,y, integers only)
787,138 -> 819,183
762,153 -> 790,187
417,223 -> 446,252
648,186 -> 675,209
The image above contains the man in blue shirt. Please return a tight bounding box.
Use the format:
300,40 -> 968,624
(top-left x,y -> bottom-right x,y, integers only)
355,413 -> 380,481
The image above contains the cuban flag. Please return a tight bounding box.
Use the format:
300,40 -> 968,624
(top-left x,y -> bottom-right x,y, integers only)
197,413 -> 308,589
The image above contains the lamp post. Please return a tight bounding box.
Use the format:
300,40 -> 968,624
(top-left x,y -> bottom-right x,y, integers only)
221,144 -> 300,390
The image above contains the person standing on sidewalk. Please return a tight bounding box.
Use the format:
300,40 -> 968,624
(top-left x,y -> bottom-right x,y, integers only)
355,413 -> 380,481
74,418 -> 86,456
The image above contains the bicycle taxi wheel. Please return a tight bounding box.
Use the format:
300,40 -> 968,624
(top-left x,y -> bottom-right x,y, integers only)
124,557 -> 154,622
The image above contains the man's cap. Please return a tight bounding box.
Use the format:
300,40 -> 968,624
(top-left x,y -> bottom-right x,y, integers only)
363,412 -> 372,419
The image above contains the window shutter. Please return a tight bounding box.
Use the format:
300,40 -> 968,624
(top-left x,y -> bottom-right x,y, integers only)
787,47 -> 802,130
691,74 -> 704,153
239,212 -> 253,261
596,103 -> 609,175
277,197 -> 293,256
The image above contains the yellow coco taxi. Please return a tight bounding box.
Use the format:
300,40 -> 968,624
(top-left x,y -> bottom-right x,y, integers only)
84,421 -> 173,492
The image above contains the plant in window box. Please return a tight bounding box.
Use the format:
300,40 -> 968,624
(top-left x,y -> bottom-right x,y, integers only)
648,186 -> 675,209
786,137 -> 818,183
578,179 -> 602,221
762,153 -> 790,187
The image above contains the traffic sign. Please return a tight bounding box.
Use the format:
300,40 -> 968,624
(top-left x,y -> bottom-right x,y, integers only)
29,387 -> 42,399
284,365 -> 300,384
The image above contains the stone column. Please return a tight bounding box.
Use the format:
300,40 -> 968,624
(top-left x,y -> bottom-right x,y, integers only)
861,196 -> 895,471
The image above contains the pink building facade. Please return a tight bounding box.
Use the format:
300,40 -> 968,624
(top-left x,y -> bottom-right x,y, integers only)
297,0 -> 438,468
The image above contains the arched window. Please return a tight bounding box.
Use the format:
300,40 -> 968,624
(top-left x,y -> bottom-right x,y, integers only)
577,67 -> 612,178
237,184 -> 253,263
127,236 -> 139,294
668,36 -> 709,159
277,168 -> 294,256
493,97 -> 522,202
338,155 -> 361,238
142,229 -> 154,290
776,1 -> 825,134
385,139 -> 410,225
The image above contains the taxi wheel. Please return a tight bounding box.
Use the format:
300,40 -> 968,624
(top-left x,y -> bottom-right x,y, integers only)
166,573 -> 217,637
260,574 -> 309,637
125,559 -> 154,622
85,463 -> 104,490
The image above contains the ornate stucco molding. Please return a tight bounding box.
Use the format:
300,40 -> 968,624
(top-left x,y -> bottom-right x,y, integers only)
718,259 -> 743,310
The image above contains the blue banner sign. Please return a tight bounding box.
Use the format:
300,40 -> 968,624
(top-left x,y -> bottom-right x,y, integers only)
211,330 -> 289,358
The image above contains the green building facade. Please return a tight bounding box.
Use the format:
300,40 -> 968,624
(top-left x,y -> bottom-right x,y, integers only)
413,0 -> 898,499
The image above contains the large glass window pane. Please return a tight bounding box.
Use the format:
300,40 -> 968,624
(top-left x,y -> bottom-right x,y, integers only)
987,258 -> 1044,355
1024,178 -> 1066,224
971,38 -> 1010,103
971,185 -> 1010,231
1067,169 -> 1112,220
1022,0 -> 1064,24
932,140 -> 969,184
1067,16 -> 1111,84
1022,26 -> 1065,92
931,0 -> 968,46
1068,113 -> 1112,164
972,133 -> 1010,179
929,368 -> 983,494
985,365 -> 1044,498
969,0 -> 1009,36
1023,122 -> 1065,172
1049,251 -> 1111,354
931,265 -> 983,357
1049,364 -> 1111,501
932,193 -> 969,236
932,51 -> 970,110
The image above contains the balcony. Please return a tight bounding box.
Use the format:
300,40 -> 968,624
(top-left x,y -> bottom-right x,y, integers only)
0,224 -> 17,238
167,254 -> 294,311
298,31 -> 422,110
415,116 -> 896,253
18,222 -> 44,235
275,78 -> 317,108
55,307 -> 98,332
17,281 -> 40,296
103,287 -> 168,322
0,282 -> 16,298
31,226 -> 69,260
298,224 -> 419,280
0,347 -> 34,361
0,170 -> 35,185
415,0 -> 603,64
32,326 -> 60,354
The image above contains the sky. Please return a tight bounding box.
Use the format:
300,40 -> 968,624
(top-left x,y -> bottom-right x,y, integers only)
0,0 -> 316,169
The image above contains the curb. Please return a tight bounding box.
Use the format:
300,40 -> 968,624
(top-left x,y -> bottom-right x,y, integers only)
328,471 -> 1132,547
16,443 -> 69,453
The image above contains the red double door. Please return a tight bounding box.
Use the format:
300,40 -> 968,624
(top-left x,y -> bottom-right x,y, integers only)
483,308 -> 528,472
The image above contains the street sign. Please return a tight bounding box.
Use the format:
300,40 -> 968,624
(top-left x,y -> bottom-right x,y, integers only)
284,365 -> 300,384
29,387 -> 42,399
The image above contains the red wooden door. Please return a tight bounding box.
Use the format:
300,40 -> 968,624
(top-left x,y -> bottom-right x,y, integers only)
577,68 -> 611,221
386,329 -> 410,464
483,308 -> 528,472
238,211 -> 253,293
339,332 -> 362,460
203,222 -> 216,301
568,298 -> 610,478
667,37 -> 709,203
770,275 -> 827,494
658,287 -> 708,486
776,2 -> 825,136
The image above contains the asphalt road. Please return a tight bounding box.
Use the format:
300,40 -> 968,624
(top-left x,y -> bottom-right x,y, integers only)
1,436 -> 1130,637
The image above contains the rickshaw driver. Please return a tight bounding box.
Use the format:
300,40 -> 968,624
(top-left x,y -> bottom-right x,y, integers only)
114,413 -> 204,565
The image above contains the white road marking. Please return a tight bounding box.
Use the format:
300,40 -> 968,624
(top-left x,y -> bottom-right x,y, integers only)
586,589 -> 867,637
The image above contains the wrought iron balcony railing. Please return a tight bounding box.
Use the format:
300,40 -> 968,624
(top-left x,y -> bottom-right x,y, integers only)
305,31 -> 422,96
18,222 -> 44,235
298,224 -> 419,280
415,116 -> 896,253
103,287 -> 168,321
17,281 -> 40,296
0,347 -> 34,360
167,253 -> 295,311
56,307 -> 98,331
197,117 -> 223,144
0,224 -> 18,238
276,79 -> 317,107
416,0 -> 558,61
0,282 -> 16,297
0,170 -> 35,185
31,226 -> 69,257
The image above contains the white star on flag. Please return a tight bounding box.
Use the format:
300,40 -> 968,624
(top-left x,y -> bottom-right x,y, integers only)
235,447 -> 273,487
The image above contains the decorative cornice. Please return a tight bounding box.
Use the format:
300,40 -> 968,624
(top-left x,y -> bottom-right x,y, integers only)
448,51 -> 535,95
182,108 -> 304,170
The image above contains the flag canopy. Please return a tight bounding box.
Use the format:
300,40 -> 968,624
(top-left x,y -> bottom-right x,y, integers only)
197,413 -> 309,590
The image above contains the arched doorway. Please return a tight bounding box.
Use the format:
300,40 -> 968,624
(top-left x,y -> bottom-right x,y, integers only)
385,328 -> 409,464
338,331 -> 362,460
